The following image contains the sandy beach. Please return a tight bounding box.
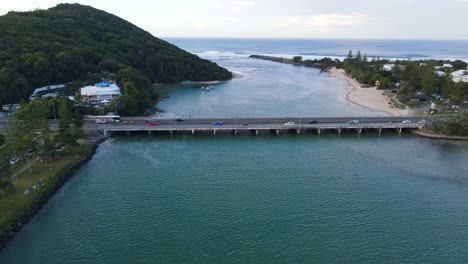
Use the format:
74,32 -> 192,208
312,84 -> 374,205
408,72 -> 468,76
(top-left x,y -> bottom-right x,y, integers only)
328,67 -> 410,117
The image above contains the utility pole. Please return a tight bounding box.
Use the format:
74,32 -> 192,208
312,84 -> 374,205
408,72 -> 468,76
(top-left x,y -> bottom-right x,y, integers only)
52,101 -> 56,120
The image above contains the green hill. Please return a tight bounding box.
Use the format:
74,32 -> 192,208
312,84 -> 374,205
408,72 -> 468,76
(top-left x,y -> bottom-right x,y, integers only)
0,3 -> 232,106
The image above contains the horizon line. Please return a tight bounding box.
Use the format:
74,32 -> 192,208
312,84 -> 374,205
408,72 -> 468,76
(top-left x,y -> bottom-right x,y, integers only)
160,36 -> 468,41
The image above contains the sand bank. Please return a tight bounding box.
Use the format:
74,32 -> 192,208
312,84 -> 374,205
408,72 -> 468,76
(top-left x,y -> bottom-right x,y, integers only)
328,68 -> 410,117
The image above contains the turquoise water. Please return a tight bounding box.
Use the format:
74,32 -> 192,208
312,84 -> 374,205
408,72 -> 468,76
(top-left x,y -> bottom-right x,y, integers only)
1,135 -> 468,263
2,39 -> 468,263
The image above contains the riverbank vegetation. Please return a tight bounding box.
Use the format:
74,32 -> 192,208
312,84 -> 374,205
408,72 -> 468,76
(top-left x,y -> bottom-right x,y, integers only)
429,113 -> 468,136
0,3 -> 232,111
0,97 -> 93,239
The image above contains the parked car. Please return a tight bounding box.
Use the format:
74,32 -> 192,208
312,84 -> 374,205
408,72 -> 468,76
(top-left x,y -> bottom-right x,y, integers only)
10,156 -> 20,165
309,120 -> 318,124
147,122 -> 158,126
212,121 -> 224,126
284,122 -> 295,126
348,120 -> 360,124
402,120 -> 412,124
56,146 -> 66,152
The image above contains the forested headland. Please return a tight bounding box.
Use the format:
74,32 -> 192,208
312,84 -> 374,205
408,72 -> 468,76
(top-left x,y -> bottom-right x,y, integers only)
0,3 -> 232,114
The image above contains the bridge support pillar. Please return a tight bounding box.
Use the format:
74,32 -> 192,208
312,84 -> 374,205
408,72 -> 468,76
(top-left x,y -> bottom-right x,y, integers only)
255,130 -> 259,135
399,127 -> 402,134
170,130 -> 173,135
337,128 -> 341,135
295,129 -> 301,135
358,128 -> 362,134
126,131 -> 130,136
192,130 -> 195,135
275,129 -> 279,135
213,130 -> 216,135
234,129 -> 237,135
103,130 -> 108,136
379,128 -> 382,134
317,128 -> 321,135
148,131 -> 152,136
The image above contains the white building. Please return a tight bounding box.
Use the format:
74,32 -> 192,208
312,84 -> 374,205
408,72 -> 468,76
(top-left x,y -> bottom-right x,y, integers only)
382,64 -> 395,71
80,82 -> 122,105
451,69 -> 468,83
443,63 -> 453,68
435,71 -> 447,77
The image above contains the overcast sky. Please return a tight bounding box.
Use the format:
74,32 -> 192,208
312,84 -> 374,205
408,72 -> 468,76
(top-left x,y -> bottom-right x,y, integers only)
1,0 -> 467,39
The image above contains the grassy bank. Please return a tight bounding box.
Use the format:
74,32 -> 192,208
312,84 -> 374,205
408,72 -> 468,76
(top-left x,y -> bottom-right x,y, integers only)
0,144 -> 93,233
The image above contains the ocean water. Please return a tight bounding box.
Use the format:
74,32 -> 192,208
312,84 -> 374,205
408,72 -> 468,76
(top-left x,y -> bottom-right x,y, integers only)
1,39 -> 468,264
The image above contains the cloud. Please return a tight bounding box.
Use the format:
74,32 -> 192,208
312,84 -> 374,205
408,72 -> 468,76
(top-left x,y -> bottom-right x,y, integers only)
305,13 -> 368,28
274,13 -> 369,36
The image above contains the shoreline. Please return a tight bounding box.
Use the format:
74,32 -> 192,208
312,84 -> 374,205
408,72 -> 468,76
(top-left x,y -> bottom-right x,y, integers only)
411,129 -> 468,141
0,136 -> 107,251
327,67 -> 410,117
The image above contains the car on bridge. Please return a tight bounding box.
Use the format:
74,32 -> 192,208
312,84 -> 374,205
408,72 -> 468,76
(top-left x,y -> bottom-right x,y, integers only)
348,120 -> 360,124
242,123 -> 249,126
147,122 -> 158,126
176,118 -> 184,122
402,120 -> 412,124
145,118 -> 157,123
212,121 -> 224,126
309,120 -> 318,124
284,122 -> 295,126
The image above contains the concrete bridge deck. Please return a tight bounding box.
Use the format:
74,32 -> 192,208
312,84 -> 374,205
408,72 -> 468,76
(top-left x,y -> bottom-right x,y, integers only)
100,117 -> 427,136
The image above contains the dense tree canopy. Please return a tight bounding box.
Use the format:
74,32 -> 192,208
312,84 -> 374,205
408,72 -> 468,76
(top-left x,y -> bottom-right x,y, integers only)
0,4 -> 232,105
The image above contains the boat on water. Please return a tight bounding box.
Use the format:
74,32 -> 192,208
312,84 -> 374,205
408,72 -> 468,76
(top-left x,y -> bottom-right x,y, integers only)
201,85 -> 214,91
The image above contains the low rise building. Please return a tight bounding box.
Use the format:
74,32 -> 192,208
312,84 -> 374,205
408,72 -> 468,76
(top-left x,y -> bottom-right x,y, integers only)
451,69 -> 468,83
29,84 -> 66,100
382,64 -> 395,71
80,82 -> 121,105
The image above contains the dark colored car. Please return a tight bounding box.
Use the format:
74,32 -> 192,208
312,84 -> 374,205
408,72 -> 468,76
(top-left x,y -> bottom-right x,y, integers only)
242,123 -> 249,126
309,120 -> 318,124
176,118 -> 184,122
212,121 -> 224,126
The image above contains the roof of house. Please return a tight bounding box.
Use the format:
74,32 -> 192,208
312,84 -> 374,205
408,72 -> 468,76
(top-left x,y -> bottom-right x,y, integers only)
29,84 -> 66,99
80,83 -> 121,96
95,82 -> 112,87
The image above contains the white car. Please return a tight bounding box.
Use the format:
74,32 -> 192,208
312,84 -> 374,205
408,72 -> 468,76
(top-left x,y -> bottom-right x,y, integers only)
348,120 -> 360,124
402,120 -> 412,124
284,122 -> 295,126
10,156 -> 20,165
418,119 -> 428,125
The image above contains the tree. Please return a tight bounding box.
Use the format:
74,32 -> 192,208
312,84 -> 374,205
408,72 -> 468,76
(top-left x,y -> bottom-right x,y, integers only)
293,56 -> 303,63
397,81 -> 416,102
421,65 -> 437,95
57,98 -> 75,144
363,54 -> 368,63
347,50 -> 353,59
451,60 -> 468,71
356,50 -> 362,62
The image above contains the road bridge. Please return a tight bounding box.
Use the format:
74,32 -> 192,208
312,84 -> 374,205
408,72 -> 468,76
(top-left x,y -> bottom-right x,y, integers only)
99,116 -> 429,136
